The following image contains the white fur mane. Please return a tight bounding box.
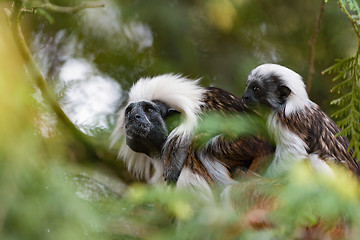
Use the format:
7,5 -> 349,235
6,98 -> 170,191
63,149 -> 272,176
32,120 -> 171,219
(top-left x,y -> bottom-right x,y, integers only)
111,74 -> 206,182
249,63 -> 314,115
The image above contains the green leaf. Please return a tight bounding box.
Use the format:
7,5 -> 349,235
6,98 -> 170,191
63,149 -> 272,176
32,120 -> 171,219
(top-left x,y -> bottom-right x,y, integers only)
36,8 -> 54,24
327,49 -> 360,161
194,111 -> 269,150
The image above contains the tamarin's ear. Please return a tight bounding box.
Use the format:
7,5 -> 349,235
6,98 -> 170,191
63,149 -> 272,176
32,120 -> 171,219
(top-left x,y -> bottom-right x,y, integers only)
279,85 -> 291,98
166,108 -> 180,118
165,108 -> 181,133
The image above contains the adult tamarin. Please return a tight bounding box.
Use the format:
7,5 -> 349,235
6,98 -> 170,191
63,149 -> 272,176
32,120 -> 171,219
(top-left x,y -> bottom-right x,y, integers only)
242,63 -> 360,177
111,74 -> 273,191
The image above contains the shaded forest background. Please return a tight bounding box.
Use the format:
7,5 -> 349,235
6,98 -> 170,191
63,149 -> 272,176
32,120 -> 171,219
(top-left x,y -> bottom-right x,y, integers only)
1,0 -> 360,239
24,0 -> 357,114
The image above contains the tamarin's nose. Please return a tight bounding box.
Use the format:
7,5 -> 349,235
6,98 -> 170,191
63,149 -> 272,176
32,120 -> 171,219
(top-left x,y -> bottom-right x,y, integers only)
242,93 -> 250,101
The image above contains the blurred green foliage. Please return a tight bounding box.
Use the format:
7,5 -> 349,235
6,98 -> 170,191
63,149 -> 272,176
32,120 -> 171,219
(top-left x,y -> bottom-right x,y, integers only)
1,0 -> 360,239
195,111 -> 270,149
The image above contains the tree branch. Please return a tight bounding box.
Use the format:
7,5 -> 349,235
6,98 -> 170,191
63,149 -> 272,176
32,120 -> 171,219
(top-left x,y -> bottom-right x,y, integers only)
32,1 -> 104,14
6,1 -> 137,184
306,0 -> 326,94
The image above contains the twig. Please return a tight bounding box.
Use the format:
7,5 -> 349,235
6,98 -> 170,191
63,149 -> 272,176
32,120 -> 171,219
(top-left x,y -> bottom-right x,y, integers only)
337,1 -> 360,70
337,0 -> 360,39
306,0 -> 326,94
34,1 -> 104,14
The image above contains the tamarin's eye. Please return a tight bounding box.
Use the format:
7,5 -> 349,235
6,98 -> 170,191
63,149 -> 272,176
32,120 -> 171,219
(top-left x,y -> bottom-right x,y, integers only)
253,86 -> 260,94
144,107 -> 154,114
125,105 -> 133,116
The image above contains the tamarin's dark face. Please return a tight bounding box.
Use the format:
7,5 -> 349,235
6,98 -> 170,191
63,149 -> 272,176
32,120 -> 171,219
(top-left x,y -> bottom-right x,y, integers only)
124,100 -> 180,157
242,73 -> 291,111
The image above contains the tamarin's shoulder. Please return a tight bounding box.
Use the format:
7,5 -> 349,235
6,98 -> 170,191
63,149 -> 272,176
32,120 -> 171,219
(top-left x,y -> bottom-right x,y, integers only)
202,87 -> 245,112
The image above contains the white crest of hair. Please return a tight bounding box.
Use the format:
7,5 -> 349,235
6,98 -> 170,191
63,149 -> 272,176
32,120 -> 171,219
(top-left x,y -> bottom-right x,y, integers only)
265,110 -> 333,177
128,74 -> 206,138
176,166 -> 215,201
250,63 -> 315,115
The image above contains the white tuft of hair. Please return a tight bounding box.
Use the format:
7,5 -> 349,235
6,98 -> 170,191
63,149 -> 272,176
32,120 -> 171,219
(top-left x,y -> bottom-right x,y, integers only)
111,74 -> 206,182
265,111 -> 309,177
198,151 -> 235,186
176,167 -> 214,201
250,64 -> 315,115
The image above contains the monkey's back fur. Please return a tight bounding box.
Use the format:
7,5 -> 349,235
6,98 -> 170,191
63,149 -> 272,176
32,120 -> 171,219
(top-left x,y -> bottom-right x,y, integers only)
200,87 -> 273,171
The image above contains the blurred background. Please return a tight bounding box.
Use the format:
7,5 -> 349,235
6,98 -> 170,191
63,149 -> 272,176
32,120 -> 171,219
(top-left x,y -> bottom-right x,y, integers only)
22,0 -> 357,133
0,0 -> 359,239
